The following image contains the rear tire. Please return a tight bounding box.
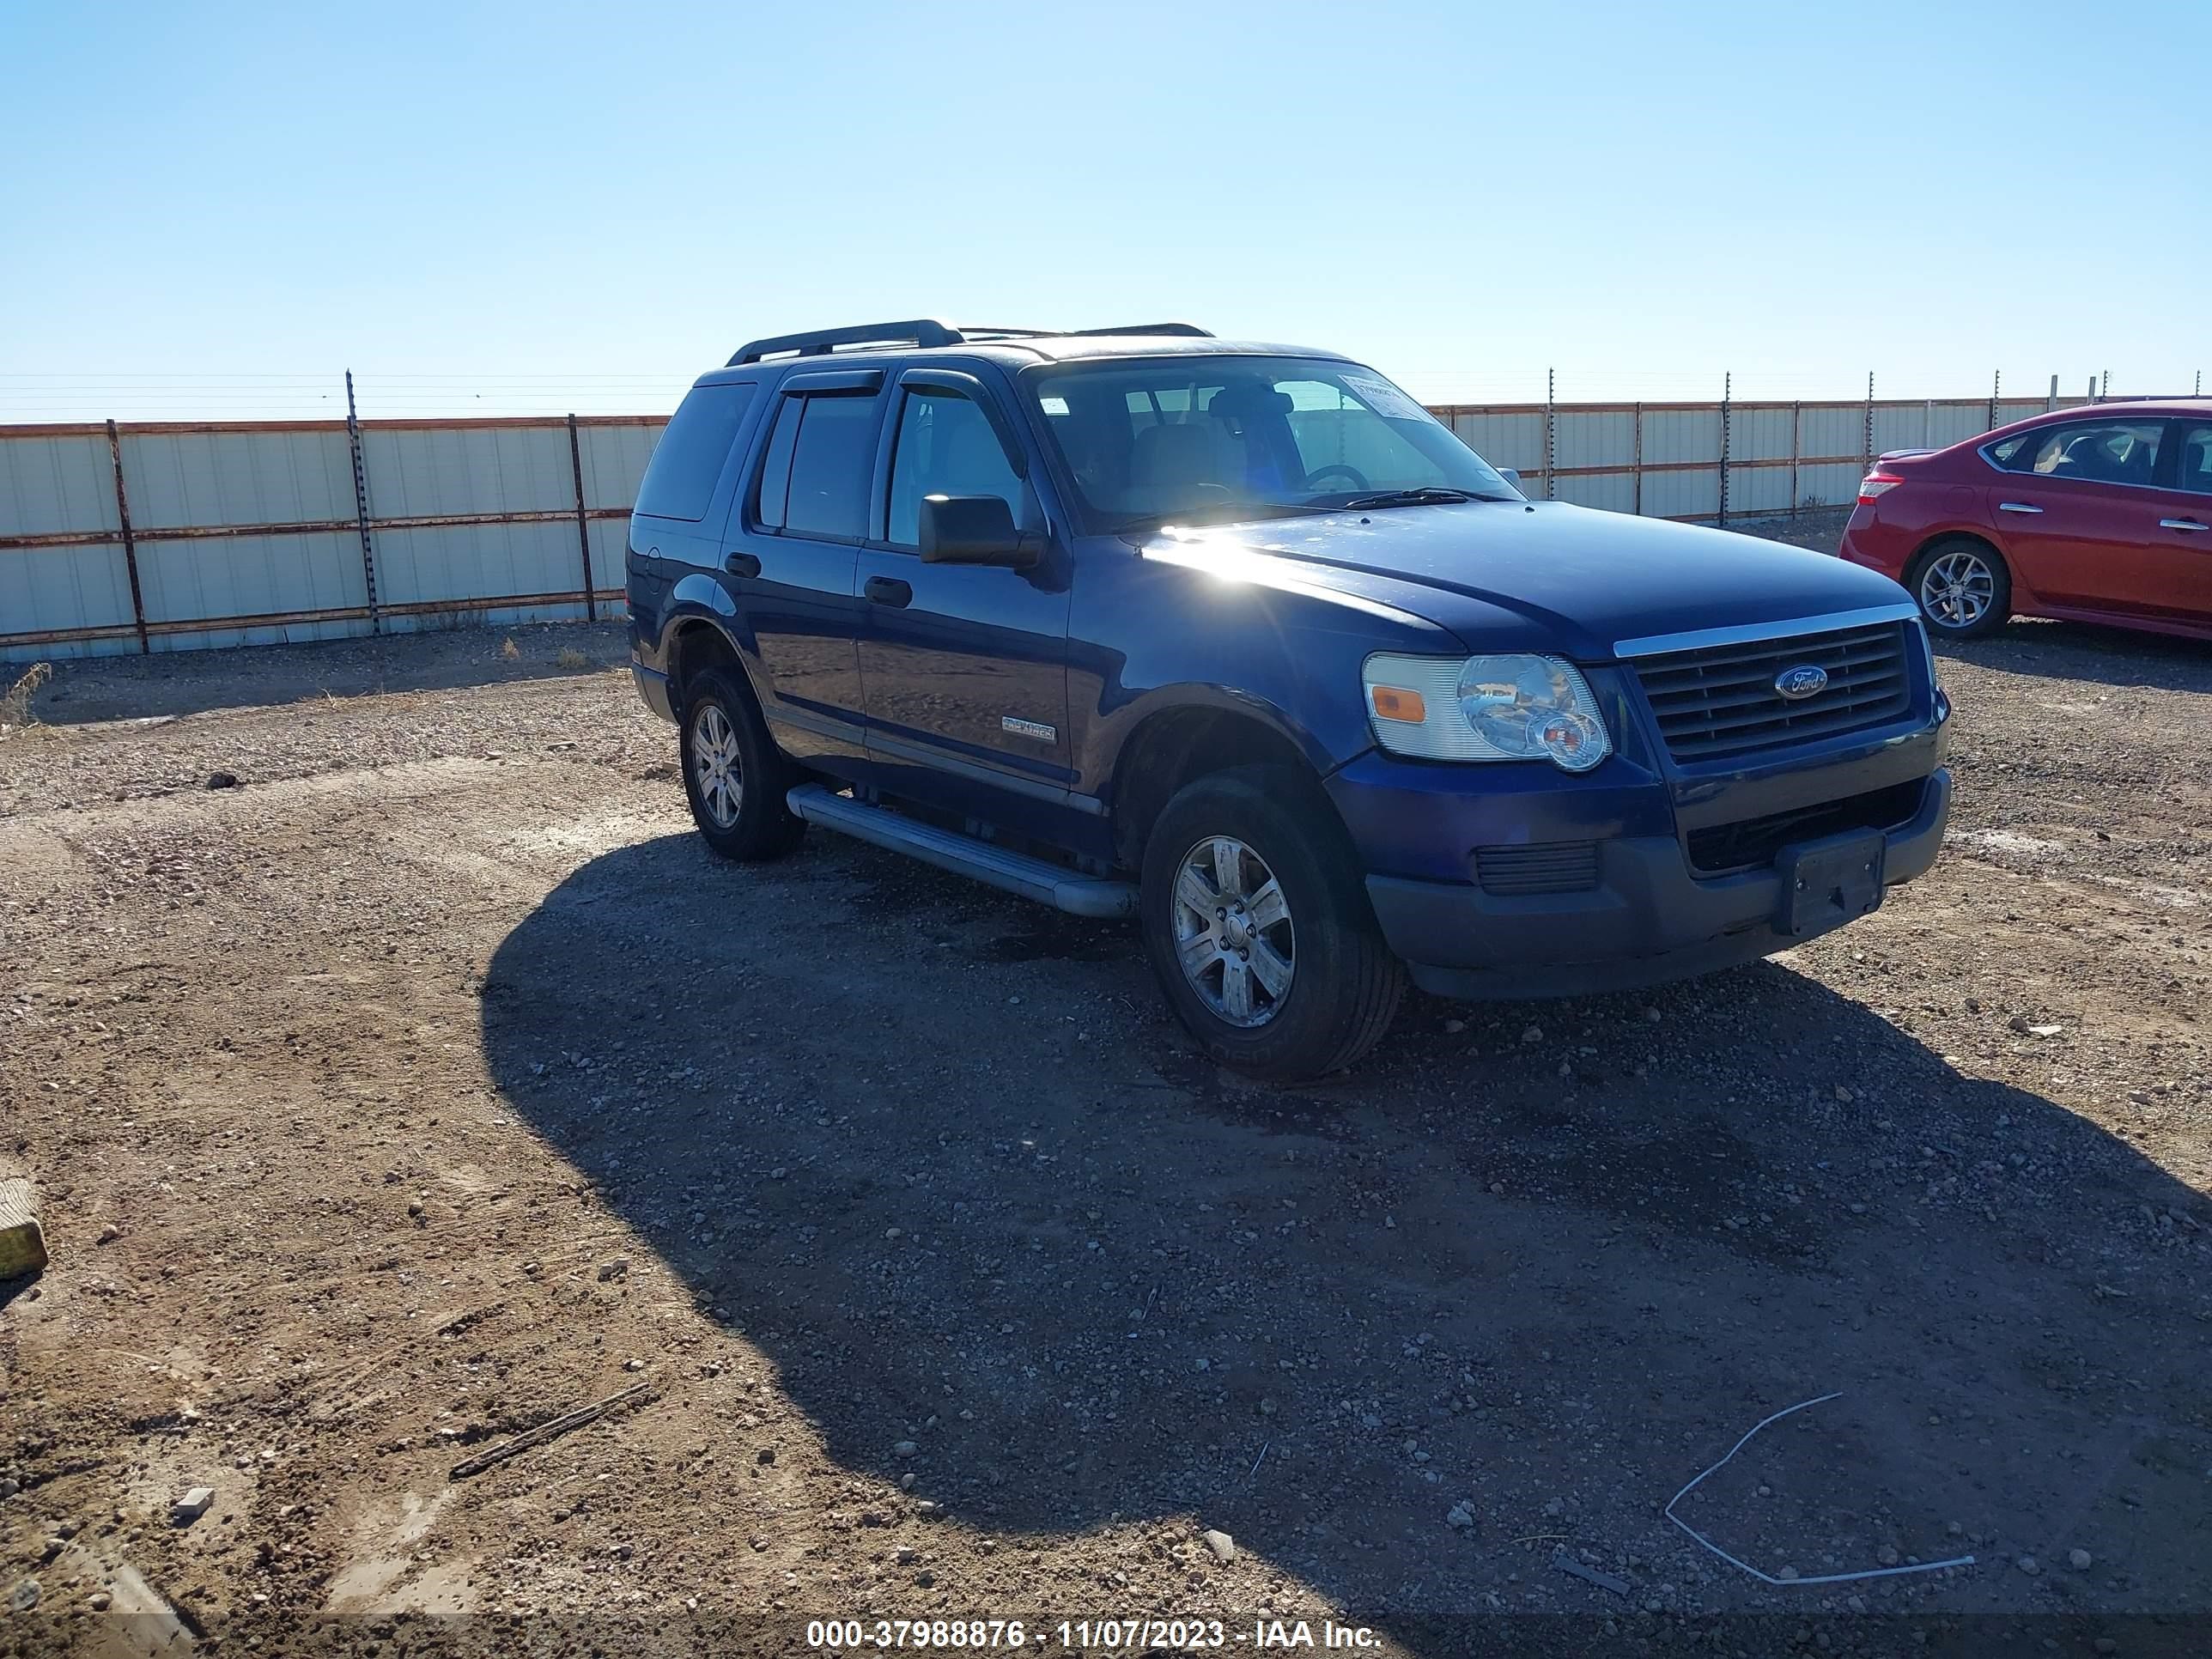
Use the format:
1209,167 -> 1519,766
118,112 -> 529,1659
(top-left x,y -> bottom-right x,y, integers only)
1907,538 -> 2011,638
1139,766 -> 1405,1082
678,665 -> 805,860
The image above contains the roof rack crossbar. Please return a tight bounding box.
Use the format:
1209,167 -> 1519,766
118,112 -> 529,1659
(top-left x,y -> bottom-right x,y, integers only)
726,319 -> 1216,366
728,319 -> 962,366
1066,323 -> 1213,338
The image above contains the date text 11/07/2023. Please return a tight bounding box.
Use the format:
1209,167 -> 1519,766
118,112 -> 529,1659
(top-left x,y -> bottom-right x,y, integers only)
804,1618 -> 1385,1650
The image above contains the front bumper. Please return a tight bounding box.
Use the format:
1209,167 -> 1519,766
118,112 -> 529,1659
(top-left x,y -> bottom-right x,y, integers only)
1364,767 -> 1950,1000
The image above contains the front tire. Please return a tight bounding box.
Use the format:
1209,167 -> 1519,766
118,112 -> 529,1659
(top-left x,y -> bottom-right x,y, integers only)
678,665 -> 805,860
1908,538 -> 2011,638
1139,767 -> 1405,1082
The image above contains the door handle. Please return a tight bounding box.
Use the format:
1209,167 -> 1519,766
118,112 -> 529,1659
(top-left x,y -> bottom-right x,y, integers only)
2158,518 -> 2209,532
1997,501 -> 2044,514
864,575 -> 914,607
723,551 -> 761,578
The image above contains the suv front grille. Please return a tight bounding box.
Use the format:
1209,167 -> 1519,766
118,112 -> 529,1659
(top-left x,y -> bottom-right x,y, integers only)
1633,622 -> 1912,763
1685,779 -> 1927,875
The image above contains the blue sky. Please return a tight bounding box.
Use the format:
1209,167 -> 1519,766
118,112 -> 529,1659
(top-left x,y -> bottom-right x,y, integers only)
3,0 -> 2206,419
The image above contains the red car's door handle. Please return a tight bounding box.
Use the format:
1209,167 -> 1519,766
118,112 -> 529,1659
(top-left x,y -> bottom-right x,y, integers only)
2158,517 -> 2209,532
1997,501 -> 2044,514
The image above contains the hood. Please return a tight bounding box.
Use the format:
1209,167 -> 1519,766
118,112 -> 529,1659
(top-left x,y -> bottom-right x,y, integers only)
1144,501 -> 1911,660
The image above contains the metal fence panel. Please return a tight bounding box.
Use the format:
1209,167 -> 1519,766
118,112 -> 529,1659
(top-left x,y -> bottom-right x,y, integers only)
118,428 -> 356,529
1442,410 -> 1543,472
1,542 -> 138,660
1553,410 -> 1635,472
1643,466 -> 1723,520
585,518 -> 628,598
577,420 -> 665,511
1553,471 -> 1637,513
1741,463 -> 1803,516
361,424 -> 575,516
1641,408 -> 1719,466
0,430 -> 118,538
1870,405 -> 1930,454
1798,404 -> 1865,463
1730,406 -> 1796,464
136,530 -> 370,651
370,521 -> 586,619
1797,462 -> 1863,510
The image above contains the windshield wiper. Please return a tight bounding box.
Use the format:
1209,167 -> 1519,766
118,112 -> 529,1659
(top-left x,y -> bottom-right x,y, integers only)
1340,486 -> 1505,509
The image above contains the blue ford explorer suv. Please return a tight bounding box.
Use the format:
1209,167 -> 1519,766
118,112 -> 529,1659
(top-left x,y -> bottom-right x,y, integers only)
626,320 -> 1952,1081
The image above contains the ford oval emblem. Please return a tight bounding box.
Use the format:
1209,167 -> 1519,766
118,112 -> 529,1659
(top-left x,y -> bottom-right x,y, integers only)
1774,664 -> 1829,701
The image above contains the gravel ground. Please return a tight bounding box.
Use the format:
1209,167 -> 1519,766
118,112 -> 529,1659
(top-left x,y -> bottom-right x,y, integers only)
3,532 -> 2210,1657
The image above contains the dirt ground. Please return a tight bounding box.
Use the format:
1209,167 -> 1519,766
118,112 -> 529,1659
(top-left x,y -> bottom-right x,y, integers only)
3,520 -> 2210,1657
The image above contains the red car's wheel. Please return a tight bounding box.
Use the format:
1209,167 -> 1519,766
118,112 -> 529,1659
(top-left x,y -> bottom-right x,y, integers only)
1907,538 -> 2012,639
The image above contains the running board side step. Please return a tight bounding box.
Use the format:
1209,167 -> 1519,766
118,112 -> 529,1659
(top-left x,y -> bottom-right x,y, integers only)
786,784 -> 1137,919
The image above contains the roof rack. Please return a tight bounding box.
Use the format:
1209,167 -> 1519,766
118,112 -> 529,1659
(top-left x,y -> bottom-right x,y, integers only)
727,319 -> 1213,366
728,319 -> 961,366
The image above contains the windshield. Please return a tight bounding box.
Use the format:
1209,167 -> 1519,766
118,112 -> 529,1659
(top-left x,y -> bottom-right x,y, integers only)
1024,356 -> 1520,532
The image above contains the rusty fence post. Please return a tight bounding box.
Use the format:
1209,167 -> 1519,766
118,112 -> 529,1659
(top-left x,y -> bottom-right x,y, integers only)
344,370 -> 382,635
1716,372 -> 1730,529
1789,400 -> 1801,518
567,413 -> 597,622
104,419 -> 149,654
1543,368 -> 1555,501
1632,402 -> 1643,517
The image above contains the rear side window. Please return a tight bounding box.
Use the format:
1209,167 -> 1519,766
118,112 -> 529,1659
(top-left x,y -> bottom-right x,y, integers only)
756,393 -> 878,540
2176,426 -> 2212,495
634,383 -> 756,520
1989,420 -> 2162,485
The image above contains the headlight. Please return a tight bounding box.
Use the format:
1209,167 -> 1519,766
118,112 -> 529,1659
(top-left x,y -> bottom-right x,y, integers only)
1362,652 -> 1612,771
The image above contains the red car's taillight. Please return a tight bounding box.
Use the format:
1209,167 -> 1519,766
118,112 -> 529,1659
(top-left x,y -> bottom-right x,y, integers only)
1857,471 -> 1905,504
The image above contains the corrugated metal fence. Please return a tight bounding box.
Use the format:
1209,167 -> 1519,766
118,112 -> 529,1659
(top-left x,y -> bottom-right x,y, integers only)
1,415 -> 662,660
1439,393 -> 2094,519
0,392 -> 2095,662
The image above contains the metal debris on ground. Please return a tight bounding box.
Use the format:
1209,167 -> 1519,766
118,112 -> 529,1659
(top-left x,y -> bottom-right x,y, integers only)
448,1379 -> 654,1480
1553,1553 -> 1630,1595
1664,1391 -> 1978,1586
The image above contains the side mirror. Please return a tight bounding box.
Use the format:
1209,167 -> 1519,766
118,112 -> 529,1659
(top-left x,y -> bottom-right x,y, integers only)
1496,468 -> 1522,489
919,495 -> 1034,566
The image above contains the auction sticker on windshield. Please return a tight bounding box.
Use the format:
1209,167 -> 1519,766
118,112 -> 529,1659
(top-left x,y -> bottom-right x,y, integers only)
1339,374 -> 1430,422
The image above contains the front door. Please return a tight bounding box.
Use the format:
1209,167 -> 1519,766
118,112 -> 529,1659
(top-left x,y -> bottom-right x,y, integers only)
855,372 -> 1073,807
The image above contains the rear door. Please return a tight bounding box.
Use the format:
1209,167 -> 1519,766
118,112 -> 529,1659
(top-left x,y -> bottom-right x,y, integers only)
854,364 -> 1074,806
1983,416 -> 2170,615
721,370 -> 886,762
2149,421 -> 2212,621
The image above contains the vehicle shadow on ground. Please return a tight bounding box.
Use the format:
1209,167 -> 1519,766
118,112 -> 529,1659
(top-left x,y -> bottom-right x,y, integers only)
480,832 -> 2212,1647
23,620 -> 628,725
1938,620 -> 2212,694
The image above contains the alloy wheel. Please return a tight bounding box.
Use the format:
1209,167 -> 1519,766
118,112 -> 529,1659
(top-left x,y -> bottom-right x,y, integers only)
690,703 -> 744,829
1171,836 -> 1296,1027
1919,549 -> 1995,630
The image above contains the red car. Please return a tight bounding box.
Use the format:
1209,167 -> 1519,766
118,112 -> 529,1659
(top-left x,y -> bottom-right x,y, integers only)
1839,399 -> 2212,641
